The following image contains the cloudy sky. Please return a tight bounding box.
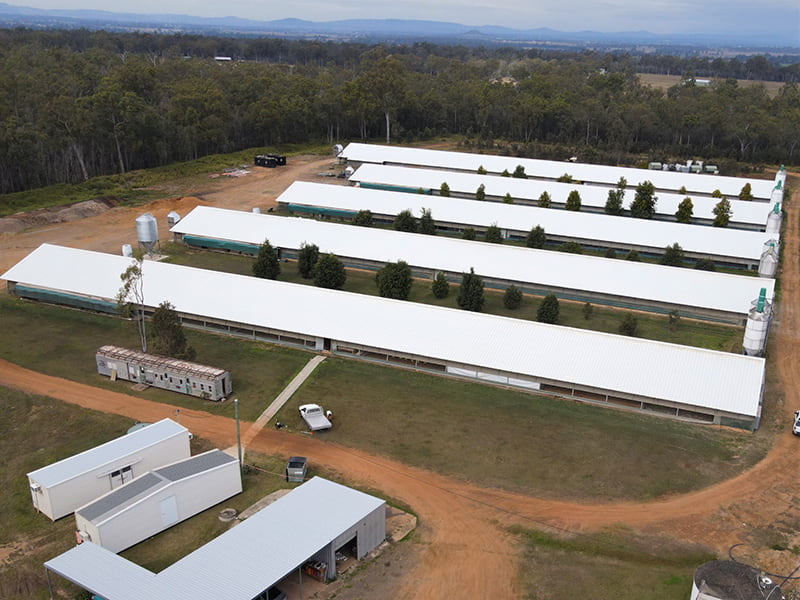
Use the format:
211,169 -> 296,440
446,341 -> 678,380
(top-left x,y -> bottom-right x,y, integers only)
9,0 -> 800,40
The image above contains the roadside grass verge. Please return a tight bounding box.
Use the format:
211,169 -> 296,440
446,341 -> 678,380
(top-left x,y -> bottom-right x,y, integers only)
511,524 -> 714,600
282,356 -> 769,501
0,142 -> 329,217
163,243 -> 743,352
0,295 -> 311,422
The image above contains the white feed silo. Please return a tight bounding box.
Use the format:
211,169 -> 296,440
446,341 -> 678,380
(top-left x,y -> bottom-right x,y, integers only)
121,244 -> 133,258
770,182 -> 784,204
775,165 -> 787,188
344,165 -> 354,178
743,288 -> 772,356
333,143 -> 344,156
136,213 -> 159,253
758,240 -> 779,278
167,211 -> 181,227
765,203 -> 782,234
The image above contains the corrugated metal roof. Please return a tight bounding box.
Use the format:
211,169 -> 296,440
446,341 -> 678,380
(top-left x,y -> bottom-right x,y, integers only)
340,143 -> 776,199
350,163 -> 772,227
27,418 -> 188,488
98,345 -> 228,378
171,206 -> 774,317
46,477 -> 385,600
277,182 -> 775,262
2,245 -> 765,418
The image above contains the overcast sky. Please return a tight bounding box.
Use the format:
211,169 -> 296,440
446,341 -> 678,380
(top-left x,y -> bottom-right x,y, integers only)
9,0 -> 800,40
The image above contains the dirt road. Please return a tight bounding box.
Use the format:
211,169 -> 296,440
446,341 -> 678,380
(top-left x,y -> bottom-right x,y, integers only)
0,159 -> 798,596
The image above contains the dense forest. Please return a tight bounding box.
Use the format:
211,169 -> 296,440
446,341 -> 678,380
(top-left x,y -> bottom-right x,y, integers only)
1,28 -> 799,195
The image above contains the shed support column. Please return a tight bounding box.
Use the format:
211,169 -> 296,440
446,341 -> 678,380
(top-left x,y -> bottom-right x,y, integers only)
45,567 -> 54,600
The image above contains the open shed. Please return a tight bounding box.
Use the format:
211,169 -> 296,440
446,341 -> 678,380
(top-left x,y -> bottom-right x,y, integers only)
75,449 -> 242,553
27,418 -> 191,521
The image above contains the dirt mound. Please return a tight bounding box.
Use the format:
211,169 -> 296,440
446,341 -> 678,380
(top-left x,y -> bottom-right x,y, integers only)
0,197 -> 119,234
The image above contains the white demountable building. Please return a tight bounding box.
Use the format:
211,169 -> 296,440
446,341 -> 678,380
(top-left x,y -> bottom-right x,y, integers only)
46,477 -> 386,600
27,418 -> 191,521
75,450 -> 242,553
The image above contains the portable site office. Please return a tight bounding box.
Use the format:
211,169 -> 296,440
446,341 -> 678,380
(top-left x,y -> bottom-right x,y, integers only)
27,418 -> 191,521
95,345 -> 232,401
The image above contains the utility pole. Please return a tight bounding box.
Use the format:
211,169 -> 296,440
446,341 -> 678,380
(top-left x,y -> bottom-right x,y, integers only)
234,398 -> 242,475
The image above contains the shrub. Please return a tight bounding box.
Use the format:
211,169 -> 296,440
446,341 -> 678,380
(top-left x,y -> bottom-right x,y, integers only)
504,285 -> 522,309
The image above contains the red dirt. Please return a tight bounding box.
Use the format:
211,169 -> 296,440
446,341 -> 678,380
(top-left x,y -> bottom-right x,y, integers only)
0,160 -> 798,597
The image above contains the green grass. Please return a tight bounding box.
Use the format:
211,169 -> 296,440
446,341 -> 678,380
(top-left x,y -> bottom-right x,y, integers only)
0,294 -> 311,422
0,142 -> 330,217
163,243 -> 743,352
282,356 -> 769,501
511,524 -> 715,600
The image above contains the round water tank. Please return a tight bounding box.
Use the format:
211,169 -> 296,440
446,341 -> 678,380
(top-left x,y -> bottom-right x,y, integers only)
252,207 -> 261,214
344,166 -> 354,177
136,213 -> 158,244
121,244 -> 133,257
333,143 -> 344,155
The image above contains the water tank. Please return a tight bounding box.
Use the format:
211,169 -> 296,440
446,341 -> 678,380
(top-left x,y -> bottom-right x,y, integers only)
743,289 -> 772,356
765,203 -> 782,234
121,244 -> 133,257
167,211 -> 181,227
333,143 -> 344,156
252,207 -> 261,214
344,166 -> 354,178
136,213 -> 158,252
758,243 -> 778,278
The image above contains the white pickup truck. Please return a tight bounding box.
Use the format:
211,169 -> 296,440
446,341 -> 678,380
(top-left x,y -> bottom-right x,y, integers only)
299,404 -> 332,431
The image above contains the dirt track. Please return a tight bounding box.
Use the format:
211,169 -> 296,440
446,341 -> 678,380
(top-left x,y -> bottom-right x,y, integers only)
1,161 -> 799,597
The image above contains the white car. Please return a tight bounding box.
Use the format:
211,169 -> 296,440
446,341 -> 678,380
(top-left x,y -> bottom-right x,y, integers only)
793,411 -> 800,436
299,404 -> 332,431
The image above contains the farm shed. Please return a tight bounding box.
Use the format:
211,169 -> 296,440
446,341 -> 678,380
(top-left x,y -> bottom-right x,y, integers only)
2,245 -> 766,429
278,182 -> 776,269
350,163 -> 774,230
96,345 -> 232,401
26,418 -> 191,521
171,206 -> 774,323
339,142 -> 776,200
46,477 -> 385,600
75,449 -> 242,553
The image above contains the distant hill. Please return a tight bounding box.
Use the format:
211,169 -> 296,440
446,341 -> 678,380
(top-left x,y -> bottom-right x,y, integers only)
0,2 -> 796,50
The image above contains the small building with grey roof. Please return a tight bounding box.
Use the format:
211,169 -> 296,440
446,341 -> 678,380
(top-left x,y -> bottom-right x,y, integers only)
75,449 -> 242,553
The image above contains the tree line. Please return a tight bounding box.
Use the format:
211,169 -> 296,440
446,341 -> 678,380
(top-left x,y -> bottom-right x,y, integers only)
2,29 -> 799,195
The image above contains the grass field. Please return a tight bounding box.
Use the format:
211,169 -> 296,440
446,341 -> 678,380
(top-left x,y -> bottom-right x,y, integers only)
638,73 -> 784,98
162,242 -> 744,352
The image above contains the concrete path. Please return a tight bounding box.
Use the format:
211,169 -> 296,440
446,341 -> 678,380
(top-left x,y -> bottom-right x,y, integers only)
239,354 -> 326,450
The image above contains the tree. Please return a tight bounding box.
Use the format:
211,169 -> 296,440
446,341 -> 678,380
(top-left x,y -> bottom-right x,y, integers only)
668,309 -> 681,331
439,181 -> 450,197
556,173 -> 573,183
536,293 -> 559,324
512,164 -> 526,178
538,191 -> 552,208
501,169 -> 511,177
462,227 -> 477,240
457,268 -> 484,312
432,272 -> 450,299
565,190 -> 582,211
393,209 -> 418,233
619,313 -> 638,336
151,301 -> 195,360
660,243 -> 685,266
313,253 -> 346,289
739,182 -> 754,201
630,181 -> 657,219
485,223 -> 503,243
352,209 -> 373,227
712,197 -> 732,227
503,193 -> 514,204
675,197 -> 694,223
604,188 -> 624,215
582,302 -> 593,320
475,184 -> 486,201
560,241 -> 583,254
526,225 -> 546,249
694,258 -> 717,271
253,239 -> 281,279
477,165 -> 487,175
504,285 -> 522,309
604,248 -> 617,259
297,242 -> 319,279
625,249 -> 640,261
419,208 -> 436,235
375,260 -> 412,300
711,189 -> 723,198
116,250 -> 148,352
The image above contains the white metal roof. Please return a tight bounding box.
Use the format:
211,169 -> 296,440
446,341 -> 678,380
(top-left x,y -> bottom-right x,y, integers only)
46,477 -> 385,600
171,206 -> 774,317
278,182 -> 776,262
340,143 -> 777,199
350,163 -> 773,227
27,418 -> 188,488
3,244 -> 765,418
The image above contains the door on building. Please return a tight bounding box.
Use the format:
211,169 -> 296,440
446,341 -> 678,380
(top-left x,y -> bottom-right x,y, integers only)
159,495 -> 179,526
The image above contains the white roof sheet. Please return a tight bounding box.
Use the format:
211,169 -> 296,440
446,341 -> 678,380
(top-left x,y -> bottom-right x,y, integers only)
3,244 -> 765,418
278,182 -> 776,262
171,206 -> 774,317
46,477 -> 384,600
27,418 -> 188,488
351,163 -> 773,227
340,143 -> 776,199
